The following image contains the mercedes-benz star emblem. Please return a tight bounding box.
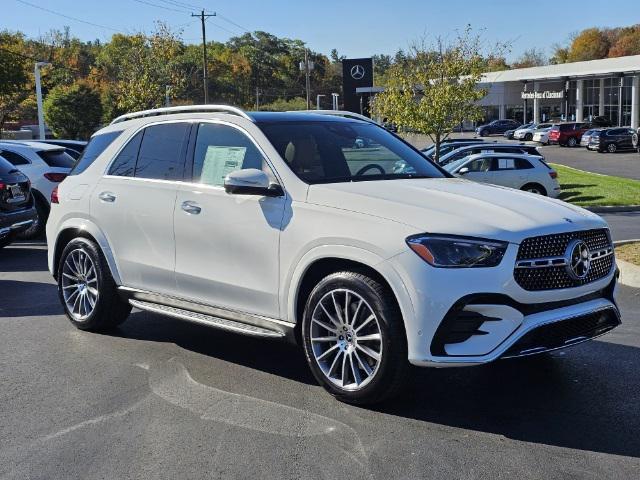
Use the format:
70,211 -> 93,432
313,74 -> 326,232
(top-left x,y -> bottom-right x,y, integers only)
350,64 -> 365,80
565,239 -> 591,280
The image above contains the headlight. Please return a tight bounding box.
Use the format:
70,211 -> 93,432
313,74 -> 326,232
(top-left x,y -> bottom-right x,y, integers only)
406,234 -> 508,268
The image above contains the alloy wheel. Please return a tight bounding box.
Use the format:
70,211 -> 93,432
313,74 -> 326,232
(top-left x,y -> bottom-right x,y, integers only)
61,248 -> 99,321
607,143 -> 617,153
310,289 -> 383,391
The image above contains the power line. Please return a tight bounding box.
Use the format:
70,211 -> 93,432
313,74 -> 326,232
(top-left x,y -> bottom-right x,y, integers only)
14,0 -> 120,32
131,0 -> 190,14
217,14 -> 250,33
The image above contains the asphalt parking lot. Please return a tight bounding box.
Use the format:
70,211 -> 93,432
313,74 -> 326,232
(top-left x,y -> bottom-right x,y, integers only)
1,233 -> 639,479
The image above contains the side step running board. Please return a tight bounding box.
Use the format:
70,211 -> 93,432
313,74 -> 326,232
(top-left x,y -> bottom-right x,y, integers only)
129,299 -> 285,338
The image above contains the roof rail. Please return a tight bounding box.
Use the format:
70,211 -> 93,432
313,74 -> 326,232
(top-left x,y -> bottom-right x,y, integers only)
290,110 -> 380,125
110,105 -> 253,125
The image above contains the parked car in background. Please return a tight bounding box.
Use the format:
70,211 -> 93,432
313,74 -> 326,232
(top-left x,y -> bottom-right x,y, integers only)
46,105 -> 620,404
19,124 -> 54,139
503,122 -> 534,140
421,138 -> 489,160
39,140 -> 88,160
580,128 -> 604,147
475,119 -> 521,137
0,155 -> 37,249
532,126 -> 553,145
587,127 -> 637,153
0,141 -> 74,238
437,142 -> 544,166
513,123 -> 553,141
444,153 -> 560,197
591,116 -> 613,128
548,122 -> 592,147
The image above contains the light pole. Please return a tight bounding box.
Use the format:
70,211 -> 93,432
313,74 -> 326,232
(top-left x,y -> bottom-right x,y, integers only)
316,94 -> 325,110
35,61 -> 51,140
165,85 -> 171,107
331,93 -> 339,110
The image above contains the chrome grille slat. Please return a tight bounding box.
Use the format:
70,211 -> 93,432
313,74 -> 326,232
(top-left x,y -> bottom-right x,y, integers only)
514,229 -> 614,291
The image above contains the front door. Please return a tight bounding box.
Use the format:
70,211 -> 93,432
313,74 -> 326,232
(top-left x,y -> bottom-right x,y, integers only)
173,122 -> 287,319
92,122 -> 190,295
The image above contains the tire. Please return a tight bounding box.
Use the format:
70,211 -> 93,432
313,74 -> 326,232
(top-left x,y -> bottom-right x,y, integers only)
479,129 -> 487,137
567,137 -> 577,147
0,237 -> 12,249
301,270 -> 408,405
607,143 -> 617,153
57,237 -> 131,331
521,183 -> 547,196
524,133 -> 533,141
16,196 -> 47,240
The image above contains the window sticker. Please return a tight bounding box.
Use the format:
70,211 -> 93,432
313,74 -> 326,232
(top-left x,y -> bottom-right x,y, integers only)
498,158 -> 515,169
200,146 -> 247,186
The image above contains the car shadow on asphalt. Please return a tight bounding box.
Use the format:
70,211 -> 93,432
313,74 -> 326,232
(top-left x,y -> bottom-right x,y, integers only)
110,310 -> 318,386
0,245 -> 49,273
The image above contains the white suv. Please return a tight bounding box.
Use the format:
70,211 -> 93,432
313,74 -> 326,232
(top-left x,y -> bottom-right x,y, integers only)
46,106 -> 620,404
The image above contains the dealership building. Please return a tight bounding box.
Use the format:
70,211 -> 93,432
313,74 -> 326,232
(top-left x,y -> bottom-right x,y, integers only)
356,54 -> 640,129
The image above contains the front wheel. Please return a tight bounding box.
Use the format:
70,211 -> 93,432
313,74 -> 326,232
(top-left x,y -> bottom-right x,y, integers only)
567,137 -> 577,147
525,133 -> 533,141
607,143 -> 617,153
58,237 -> 131,331
301,271 -> 408,404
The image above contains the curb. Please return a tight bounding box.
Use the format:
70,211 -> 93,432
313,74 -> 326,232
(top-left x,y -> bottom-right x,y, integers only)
587,206 -> 640,213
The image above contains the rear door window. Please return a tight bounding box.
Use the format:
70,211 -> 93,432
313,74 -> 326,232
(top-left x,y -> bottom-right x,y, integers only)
0,150 -> 30,166
70,131 -> 122,175
36,150 -> 76,168
135,123 -> 190,181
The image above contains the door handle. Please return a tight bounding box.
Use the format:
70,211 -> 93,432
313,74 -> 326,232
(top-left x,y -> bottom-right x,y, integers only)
181,200 -> 201,215
99,191 -> 116,203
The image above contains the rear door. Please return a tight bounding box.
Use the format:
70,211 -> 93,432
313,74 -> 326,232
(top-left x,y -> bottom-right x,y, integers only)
490,157 -> 531,188
92,121 -> 190,295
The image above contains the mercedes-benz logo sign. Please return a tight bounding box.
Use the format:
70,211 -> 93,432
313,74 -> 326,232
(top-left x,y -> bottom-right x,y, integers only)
350,64 -> 365,80
565,239 -> 591,280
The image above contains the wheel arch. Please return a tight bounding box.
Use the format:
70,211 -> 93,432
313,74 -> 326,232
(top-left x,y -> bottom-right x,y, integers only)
286,246 -> 415,346
52,219 -> 121,284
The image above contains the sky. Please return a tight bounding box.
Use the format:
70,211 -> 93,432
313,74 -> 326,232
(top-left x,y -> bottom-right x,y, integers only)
3,0 -> 639,61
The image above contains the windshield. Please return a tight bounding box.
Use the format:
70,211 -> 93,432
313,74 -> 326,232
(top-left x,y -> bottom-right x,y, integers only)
258,121 -> 447,184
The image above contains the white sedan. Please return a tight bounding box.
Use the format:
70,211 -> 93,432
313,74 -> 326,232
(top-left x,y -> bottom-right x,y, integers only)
532,127 -> 553,145
444,152 -> 561,197
513,123 -> 553,141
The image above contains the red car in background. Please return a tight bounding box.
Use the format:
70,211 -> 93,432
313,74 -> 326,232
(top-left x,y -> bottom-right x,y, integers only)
548,122 -> 592,147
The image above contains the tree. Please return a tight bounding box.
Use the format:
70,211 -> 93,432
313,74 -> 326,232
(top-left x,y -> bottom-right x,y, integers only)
512,48 -> 546,68
0,31 -> 29,132
567,28 -> 610,62
260,96 -> 307,111
44,81 -> 102,139
608,26 -> 640,57
373,27 -> 501,161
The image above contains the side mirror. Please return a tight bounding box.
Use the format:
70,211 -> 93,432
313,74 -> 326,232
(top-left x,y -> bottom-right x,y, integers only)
224,168 -> 283,197
458,167 -> 470,175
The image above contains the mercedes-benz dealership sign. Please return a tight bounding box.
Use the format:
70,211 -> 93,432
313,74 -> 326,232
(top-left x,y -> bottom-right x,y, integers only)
342,58 -> 373,114
521,90 -> 564,100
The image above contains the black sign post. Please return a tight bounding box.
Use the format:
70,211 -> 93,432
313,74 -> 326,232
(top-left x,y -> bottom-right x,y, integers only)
342,58 -> 373,115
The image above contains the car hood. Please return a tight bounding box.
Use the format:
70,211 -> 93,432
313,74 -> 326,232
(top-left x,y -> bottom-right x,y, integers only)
306,178 -> 607,244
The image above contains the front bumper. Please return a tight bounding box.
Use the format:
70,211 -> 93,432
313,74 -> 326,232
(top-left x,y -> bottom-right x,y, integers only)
387,245 -> 619,367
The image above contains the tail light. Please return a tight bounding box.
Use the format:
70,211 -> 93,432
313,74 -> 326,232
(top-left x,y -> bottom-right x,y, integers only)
0,182 -> 4,190
44,172 -> 68,183
549,171 -> 558,179
51,186 -> 59,204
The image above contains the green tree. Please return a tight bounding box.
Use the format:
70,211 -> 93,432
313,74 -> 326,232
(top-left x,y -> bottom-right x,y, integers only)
0,31 -> 29,132
260,96 -> 307,111
373,27 -> 500,161
44,81 -> 102,139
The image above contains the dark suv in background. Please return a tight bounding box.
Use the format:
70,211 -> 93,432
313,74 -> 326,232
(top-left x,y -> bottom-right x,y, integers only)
548,122 -> 592,147
475,119 -> 521,137
587,128 -> 637,153
0,155 -> 37,249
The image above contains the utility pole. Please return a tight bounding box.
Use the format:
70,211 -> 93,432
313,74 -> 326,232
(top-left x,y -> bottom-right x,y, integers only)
299,49 -> 314,110
255,87 -> 260,110
34,61 -> 51,140
192,9 -> 216,104
165,85 -> 171,107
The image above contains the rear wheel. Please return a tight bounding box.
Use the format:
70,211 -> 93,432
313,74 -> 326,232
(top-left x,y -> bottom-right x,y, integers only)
567,137 -> 577,147
58,237 -> 131,331
524,133 -> 533,141
16,196 -> 47,239
521,183 -> 547,196
301,270 -> 408,405
607,143 -> 617,153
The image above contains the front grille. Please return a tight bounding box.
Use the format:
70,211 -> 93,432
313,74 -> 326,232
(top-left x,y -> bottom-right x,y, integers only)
502,307 -> 620,358
514,229 -> 614,291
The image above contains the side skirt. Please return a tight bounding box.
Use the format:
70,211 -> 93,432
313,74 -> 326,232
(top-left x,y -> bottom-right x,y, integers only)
118,287 -> 296,342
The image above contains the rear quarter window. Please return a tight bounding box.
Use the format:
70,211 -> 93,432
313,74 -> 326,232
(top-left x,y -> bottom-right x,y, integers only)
69,131 -> 122,176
